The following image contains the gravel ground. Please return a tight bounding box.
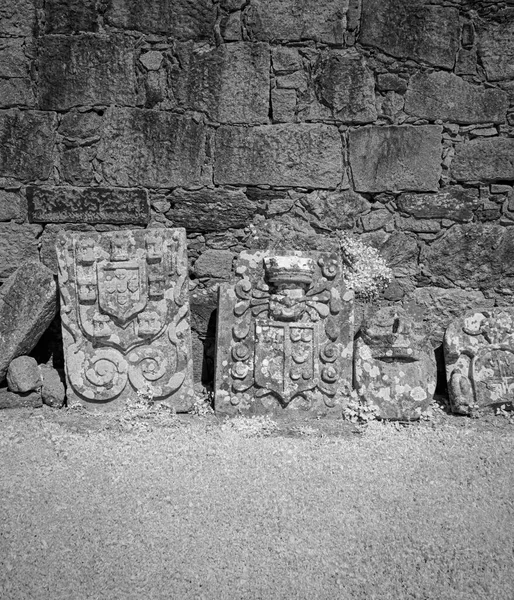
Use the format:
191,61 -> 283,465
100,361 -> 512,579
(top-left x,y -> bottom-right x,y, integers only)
1,407 -> 514,600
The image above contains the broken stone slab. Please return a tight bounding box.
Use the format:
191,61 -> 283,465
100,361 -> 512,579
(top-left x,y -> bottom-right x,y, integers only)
396,188 -> 480,223
40,364 -> 66,408
215,250 -> 354,417
0,389 -> 42,409
354,307 -> 436,421
56,228 -> 195,411
0,262 -> 57,383
7,356 -> 42,393
444,308 -> 514,415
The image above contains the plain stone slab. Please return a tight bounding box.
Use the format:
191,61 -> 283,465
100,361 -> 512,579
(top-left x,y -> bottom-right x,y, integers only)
214,123 -> 343,189
452,138 -> 514,182
397,187 -> 480,222
0,262 -> 57,382
98,108 -> 206,188
405,71 -> 508,124
7,356 -> 42,393
0,389 -> 42,409
478,20 -> 514,81
0,222 -> 42,281
359,0 -> 459,69
56,228 -> 195,411
0,0 -> 35,36
349,125 -> 442,193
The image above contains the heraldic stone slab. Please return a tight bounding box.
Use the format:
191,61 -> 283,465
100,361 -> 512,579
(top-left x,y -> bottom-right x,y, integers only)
444,308 -> 514,415
355,307 -> 436,420
56,228 -> 195,410
215,250 -> 354,416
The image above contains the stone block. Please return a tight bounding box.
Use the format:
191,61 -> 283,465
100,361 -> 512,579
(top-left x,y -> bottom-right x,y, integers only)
38,34 -> 137,110
0,0 -> 35,37
98,108 -> 206,188
0,262 -> 57,382
106,0 -> 216,40
43,0 -> 99,33
40,364 -> 66,408
215,124 -> 343,189
397,187 -> 480,222
61,146 -> 96,185
194,249 -> 234,279
355,307 -> 436,420
0,223 -> 42,280
452,138 -> 514,182
271,88 -> 296,122
215,250 -> 354,416
167,188 -> 256,231
314,50 -> 376,124
27,187 -> 150,225
359,0 -> 459,69
444,309 -> 514,414
0,390 -> 42,409
244,0 -> 349,45
405,71 -> 508,124
349,125 -> 442,193
7,356 -> 42,393
0,39 -> 29,78
174,42 -> 270,124
0,190 -> 26,222
272,47 -> 302,73
58,111 -> 103,140
376,73 -> 407,94
0,110 -> 57,181
478,20 -> 514,81
0,79 -> 35,108
56,229 -> 195,411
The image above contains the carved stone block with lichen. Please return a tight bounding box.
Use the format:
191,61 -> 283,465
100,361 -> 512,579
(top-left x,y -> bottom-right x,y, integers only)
56,229 -> 195,411
444,308 -> 514,415
215,250 -> 354,416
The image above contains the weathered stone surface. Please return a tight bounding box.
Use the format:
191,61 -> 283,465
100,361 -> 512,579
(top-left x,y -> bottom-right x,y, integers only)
0,223 -> 42,280
300,189 -> 371,231
0,38 -> 29,78
0,190 -> 26,222
405,71 -> 508,125
0,110 -> 57,181
271,88 -> 296,122
38,34 -> 137,110
43,0 -> 99,33
377,73 -> 407,94
314,50 -> 376,124
244,0 -> 348,44
355,307 -> 436,420
40,364 -> 66,408
27,187 -> 150,225
215,124 -> 343,188
174,42 -> 270,124
421,223 -> 514,290
59,111 -> 103,140
272,46 -> 302,73
7,356 -> 42,393
478,20 -> 514,81
98,108 -> 206,188
40,224 -> 95,275
444,309 -> 514,414
0,0 -> 35,37
0,262 -> 57,382
0,389 -> 42,409
167,188 -> 256,231
60,146 -> 96,185
397,188 -> 480,223
452,138 -> 514,182
349,125 -> 442,193
194,249 -> 234,279
215,250 -> 354,416
106,0 -> 216,40
359,0 -> 459,69
0,79 -> 35,108
56,229 -> 195,411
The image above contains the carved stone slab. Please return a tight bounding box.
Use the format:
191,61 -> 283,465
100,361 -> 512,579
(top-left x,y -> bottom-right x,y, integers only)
444,308 -> 514,414
56,228 -> 195,411
215,250 -> 354,416
355,307 -> 436,420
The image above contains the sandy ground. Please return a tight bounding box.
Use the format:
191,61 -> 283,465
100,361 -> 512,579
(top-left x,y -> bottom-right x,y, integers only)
1,406 -> 514,600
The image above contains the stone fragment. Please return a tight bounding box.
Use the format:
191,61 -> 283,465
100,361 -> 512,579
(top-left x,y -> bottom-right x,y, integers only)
359,0 -> 459,69
27,187 -> 150,225
43,0 -> 98,33
174,42 -> 270,124
194,249 -> 234,279
355,307 -> 436,420
215,250 -> 354,416
276,71 -> 307,91
0,390 -> 42,409
397,187 -> 480,222
0,190 -> 26,222
455,48 -> 477,76
106,0 -> 216,40
272,47 -> 302,73
40,364 -> 66,408
98,108 -> 206,188
140,51 -> 163,71
452,138 -> 514,182
0,0 -> 35,37
0,110 -> 57,181
59,111 -> 103,139
478,20 -> 514,81
444,309 -> 514,414
167,188 -> 256,231
376,73 -> 407,94
38,34 -> 137,110
215,124 -> 342,188
244,0 -> 349,44
349,125 -> 442,193
0,223 -> 42,280
0,38 -> 29,78
0,262 -> 57,382
405,71 -> 508,124
56,229 -> 195,411
7,356 -> 42,393
271,88 -> 296,122
221,11 -> 242,41
40,224 -> 94,275
314,50 -> 377,124
0,79 -> 35,108
361,210 -> 393,232
300,189 -> 370,231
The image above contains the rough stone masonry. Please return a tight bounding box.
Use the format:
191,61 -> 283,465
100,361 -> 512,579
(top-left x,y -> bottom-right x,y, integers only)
0,0 -> 513,384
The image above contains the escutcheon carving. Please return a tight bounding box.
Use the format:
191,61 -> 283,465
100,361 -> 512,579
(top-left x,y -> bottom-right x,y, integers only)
56,228 -> 194,410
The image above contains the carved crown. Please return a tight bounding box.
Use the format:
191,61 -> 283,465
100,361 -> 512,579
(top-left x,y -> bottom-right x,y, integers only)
264,256 -> 315,286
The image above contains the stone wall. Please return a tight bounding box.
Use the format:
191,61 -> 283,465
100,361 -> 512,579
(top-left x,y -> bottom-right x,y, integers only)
1,0 -> 513,385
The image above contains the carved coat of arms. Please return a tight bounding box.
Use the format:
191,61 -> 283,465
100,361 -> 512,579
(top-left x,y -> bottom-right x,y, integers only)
56,229 -> 194,410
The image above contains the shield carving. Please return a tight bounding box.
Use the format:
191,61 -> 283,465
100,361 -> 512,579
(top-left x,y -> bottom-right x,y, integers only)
254,320 -> 318,403
97,261 -> 148,324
